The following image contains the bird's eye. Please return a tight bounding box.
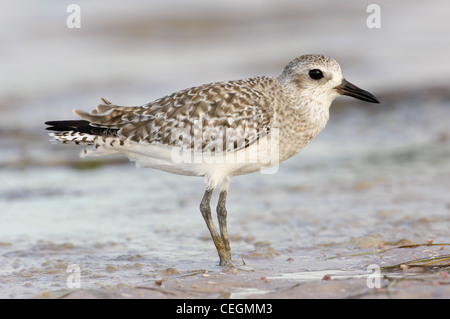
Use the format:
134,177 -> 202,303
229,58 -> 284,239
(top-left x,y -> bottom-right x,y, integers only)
309,69 -> 323,80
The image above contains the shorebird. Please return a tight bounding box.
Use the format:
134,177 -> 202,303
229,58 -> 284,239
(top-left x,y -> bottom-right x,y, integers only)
45,54 -> 379,267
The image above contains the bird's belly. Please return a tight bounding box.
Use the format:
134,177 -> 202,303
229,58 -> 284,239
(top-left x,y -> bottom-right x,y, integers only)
93,140 -> 274,177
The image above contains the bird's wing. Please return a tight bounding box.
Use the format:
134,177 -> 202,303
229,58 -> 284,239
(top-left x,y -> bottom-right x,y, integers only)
74,77 -> 276,153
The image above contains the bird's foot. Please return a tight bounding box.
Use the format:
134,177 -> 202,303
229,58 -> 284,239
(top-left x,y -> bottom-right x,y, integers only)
219,257 -> 234,268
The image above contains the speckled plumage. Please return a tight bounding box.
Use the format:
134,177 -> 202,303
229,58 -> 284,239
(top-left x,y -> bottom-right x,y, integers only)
45,54 -> 379,267
74,76 -> 277,153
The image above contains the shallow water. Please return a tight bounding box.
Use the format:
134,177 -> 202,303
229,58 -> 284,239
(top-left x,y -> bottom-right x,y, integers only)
1,0 -> 450,298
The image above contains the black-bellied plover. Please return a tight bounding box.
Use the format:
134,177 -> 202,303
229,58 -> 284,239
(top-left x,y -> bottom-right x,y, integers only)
45,54 -> 379,267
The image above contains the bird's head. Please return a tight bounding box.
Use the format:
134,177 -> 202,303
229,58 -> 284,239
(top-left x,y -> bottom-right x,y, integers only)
279,54 -> 380,105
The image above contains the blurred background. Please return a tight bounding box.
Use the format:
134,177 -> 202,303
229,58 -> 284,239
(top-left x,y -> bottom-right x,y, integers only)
0,0 -> 449,298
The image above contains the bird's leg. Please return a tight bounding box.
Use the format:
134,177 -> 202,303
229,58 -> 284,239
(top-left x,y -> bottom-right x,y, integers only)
216,189 -> 232,264
200,189 -> 233,267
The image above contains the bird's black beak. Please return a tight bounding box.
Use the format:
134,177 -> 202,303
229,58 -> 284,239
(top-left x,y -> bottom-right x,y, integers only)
335,79 -> 380,103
